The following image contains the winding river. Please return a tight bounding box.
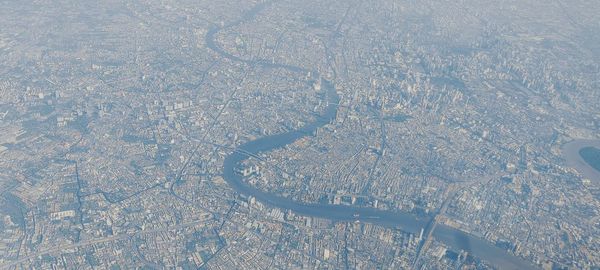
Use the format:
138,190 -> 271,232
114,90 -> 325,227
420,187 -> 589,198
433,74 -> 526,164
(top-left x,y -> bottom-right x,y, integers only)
211,2 -> 536,269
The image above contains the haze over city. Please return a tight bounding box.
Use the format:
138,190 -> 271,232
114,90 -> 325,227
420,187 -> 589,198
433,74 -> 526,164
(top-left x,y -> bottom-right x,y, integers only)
1,0 -> 599,269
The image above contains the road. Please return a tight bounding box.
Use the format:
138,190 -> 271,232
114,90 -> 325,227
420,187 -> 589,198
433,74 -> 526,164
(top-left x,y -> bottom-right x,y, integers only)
0,216 -> 213,269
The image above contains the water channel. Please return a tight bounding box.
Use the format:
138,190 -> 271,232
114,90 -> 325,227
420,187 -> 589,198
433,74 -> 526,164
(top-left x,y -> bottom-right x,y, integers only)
211,2 -> 536,269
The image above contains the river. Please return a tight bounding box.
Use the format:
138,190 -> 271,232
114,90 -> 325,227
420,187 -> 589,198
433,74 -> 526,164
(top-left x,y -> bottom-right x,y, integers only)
562,139 -> 600,184
210,2 -> 536,269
